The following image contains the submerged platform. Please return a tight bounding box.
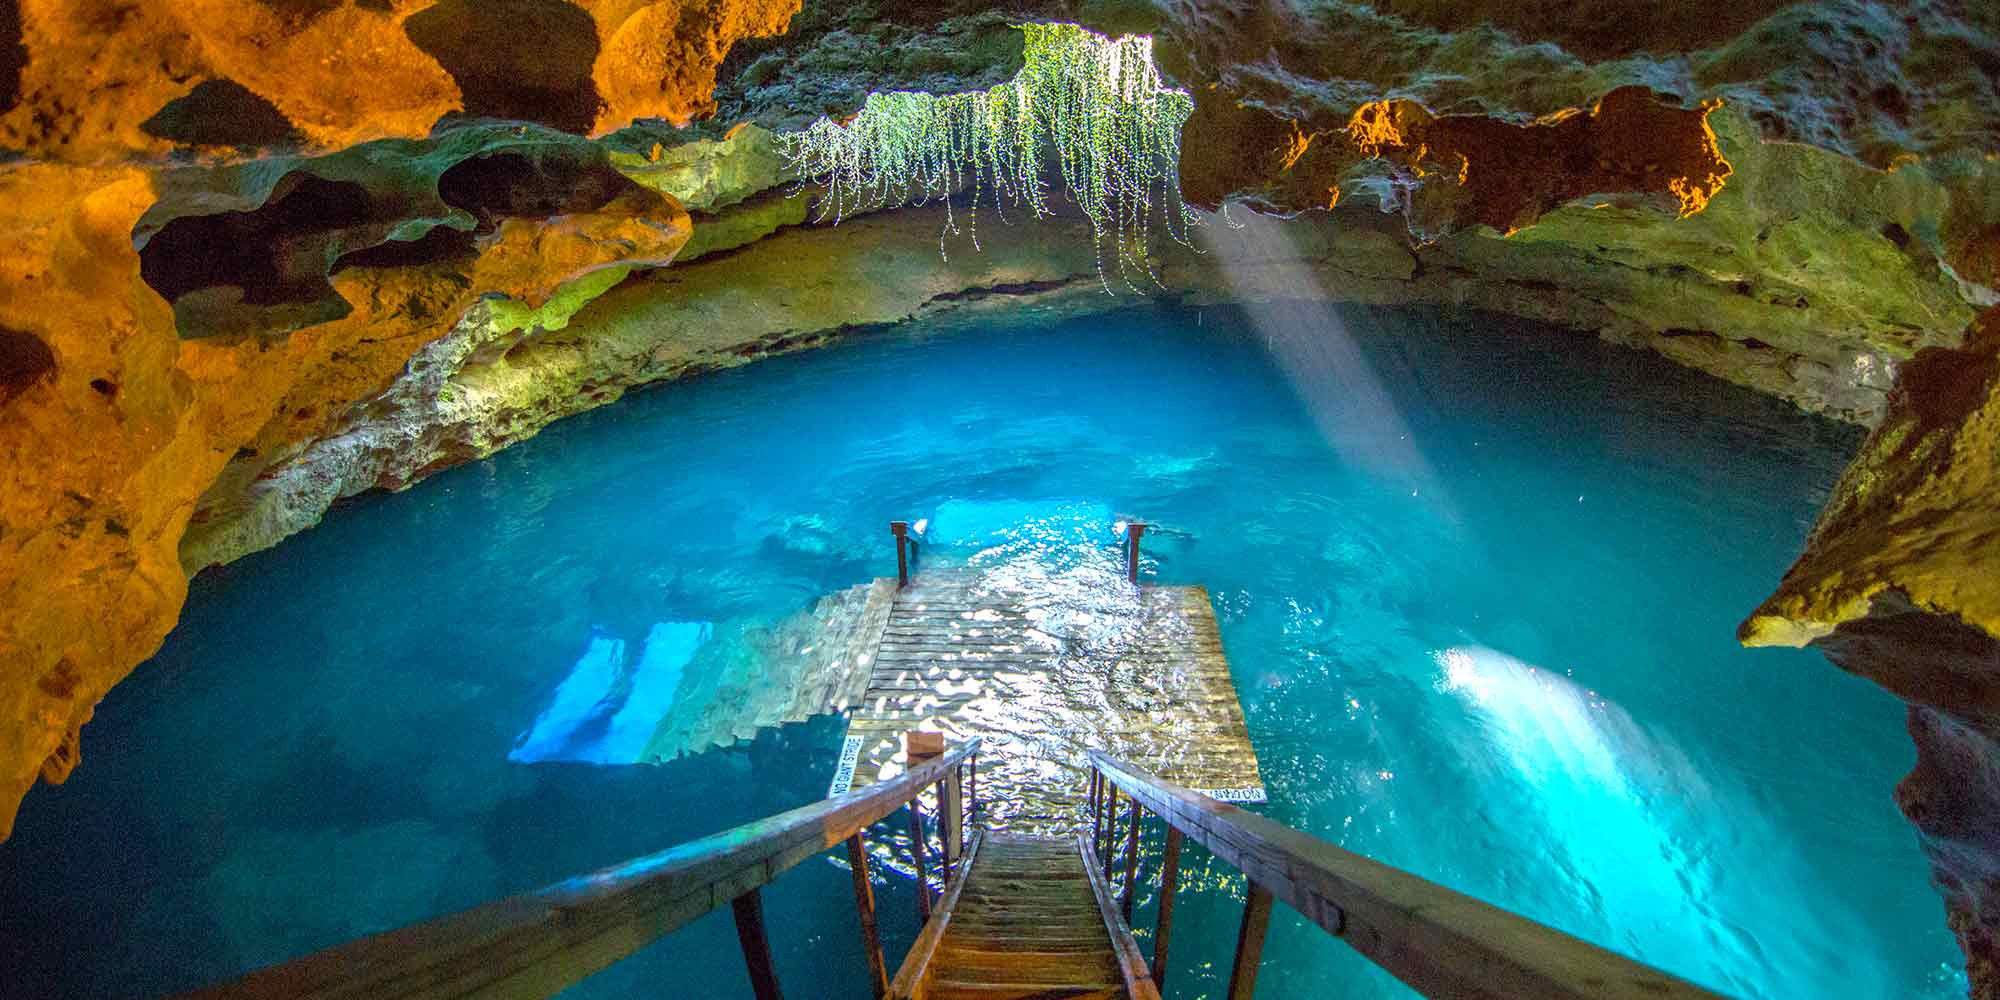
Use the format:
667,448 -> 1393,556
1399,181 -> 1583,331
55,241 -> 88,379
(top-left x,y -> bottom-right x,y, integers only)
828,568 -> 1265,831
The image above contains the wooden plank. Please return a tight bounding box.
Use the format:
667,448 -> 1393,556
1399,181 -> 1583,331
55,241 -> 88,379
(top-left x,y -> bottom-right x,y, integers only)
1087,752 -> 1730,1000
889,832 -> 985,1000
842,574 -> 1264,811
1074,834 -> 1164,1000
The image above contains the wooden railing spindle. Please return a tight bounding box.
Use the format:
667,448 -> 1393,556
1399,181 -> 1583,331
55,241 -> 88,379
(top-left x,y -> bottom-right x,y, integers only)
1226,882 -> 1275,1000
731,888 -> 784,1000
1119,798 -> 1142,920
1100,783 -> 1120,870
908,798 -> 931,921
1089,770 -> 1104,853
845,835 -> 888,1000
1152,827 -> 1184,989
939,767 -> 964,870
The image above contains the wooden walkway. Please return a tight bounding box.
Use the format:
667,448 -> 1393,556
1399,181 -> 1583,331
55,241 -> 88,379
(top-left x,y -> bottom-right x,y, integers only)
829,568 -> 1264,832
889,833 -> 1157,1000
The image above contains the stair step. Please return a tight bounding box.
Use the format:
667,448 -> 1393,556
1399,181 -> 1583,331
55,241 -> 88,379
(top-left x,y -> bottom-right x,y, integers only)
934,949 -> 1121,979
893,833 -> 1149,1000
928,983 -> 1124,1000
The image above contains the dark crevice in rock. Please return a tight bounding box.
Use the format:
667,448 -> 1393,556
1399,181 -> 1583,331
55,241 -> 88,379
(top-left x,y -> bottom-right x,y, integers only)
404,0 -> 604,133
435,151 -> 628,233
140,79 -> 304,151
0,0 -> 22,115
139,173 -> 373,311
0,326 -> 57,405
1815,593 -> 2000,720
332,224 -> 477,273
924,277 -> 1078,304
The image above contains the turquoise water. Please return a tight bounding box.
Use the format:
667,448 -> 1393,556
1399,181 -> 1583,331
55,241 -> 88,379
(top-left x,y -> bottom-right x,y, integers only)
0,301 -> 1962,998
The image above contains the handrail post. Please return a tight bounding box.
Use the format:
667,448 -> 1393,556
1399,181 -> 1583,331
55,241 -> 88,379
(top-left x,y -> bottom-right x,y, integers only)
908,798 -> 931,921
1090,770 -> 1105,853
1119,798 -> 1142,920
1227,882 -> 1275,1000
891,521 -> 911,588
1125,521 -> 1147,583
1100,783 -> 1120,869
731,888 -> 784,1000
939,766 -> 964,870
1153,826 -> 1184,989
845,835 -> 889,1000
906,731 -> 944,916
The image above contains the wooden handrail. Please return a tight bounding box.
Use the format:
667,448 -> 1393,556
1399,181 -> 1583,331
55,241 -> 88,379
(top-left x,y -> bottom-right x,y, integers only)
1086,750 -> 1733,1000
174,739 -> 980,1000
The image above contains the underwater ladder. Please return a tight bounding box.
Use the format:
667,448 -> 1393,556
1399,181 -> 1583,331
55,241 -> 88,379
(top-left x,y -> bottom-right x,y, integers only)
169,523 -> 1731,1000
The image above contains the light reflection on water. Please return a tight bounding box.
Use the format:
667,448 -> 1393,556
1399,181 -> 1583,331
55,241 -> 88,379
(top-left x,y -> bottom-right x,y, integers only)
0,301 -> 1961,1000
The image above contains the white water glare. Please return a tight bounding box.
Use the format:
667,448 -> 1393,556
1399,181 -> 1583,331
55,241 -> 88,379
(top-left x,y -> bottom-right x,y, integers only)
1435,645 -> 1899,999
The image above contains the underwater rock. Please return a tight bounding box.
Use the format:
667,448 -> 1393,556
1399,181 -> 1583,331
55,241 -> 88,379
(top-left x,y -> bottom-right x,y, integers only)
202,819 -> 499,972
1743,305 -> 2000,994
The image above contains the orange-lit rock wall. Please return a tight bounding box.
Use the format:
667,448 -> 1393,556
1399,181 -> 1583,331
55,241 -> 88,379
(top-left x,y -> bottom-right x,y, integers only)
0,0 -> 769,838
2,0 -> 801,159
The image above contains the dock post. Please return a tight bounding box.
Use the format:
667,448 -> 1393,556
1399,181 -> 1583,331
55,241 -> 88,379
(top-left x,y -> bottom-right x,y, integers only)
891,521 -> 911,588
1125,521 -> 1147,583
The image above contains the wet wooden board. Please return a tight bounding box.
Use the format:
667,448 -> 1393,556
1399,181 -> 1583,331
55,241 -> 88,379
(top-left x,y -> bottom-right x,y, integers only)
832,570 -> 1265,833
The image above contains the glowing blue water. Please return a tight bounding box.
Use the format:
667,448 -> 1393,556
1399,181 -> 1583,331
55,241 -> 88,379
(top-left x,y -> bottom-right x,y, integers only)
0,302 -> 1962,998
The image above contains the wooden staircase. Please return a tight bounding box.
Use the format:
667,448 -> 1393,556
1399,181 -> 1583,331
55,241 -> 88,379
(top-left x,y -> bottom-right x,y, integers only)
890,832 -> 1158,1000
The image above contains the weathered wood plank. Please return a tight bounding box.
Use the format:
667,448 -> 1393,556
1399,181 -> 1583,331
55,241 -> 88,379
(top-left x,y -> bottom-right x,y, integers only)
839,574 -> 1263,817
1076,833 -> 1164,1000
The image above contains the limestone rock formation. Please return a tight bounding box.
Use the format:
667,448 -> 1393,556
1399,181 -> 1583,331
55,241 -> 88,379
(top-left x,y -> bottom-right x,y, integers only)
1126,0 -> 1998,224
1743,306 -> 2000,996
2,0 -> 802,160
0,126 -> 690,839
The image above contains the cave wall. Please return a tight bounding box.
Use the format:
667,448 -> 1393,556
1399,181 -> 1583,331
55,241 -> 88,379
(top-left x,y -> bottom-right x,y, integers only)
2,2 -> 2000,992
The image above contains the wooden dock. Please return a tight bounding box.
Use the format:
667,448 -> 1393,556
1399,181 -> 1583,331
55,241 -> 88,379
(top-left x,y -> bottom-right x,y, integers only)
828,567 -> 1264,832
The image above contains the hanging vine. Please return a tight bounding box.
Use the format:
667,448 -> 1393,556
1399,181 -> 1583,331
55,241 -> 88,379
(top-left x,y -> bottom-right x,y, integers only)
779,23 -> 1199,292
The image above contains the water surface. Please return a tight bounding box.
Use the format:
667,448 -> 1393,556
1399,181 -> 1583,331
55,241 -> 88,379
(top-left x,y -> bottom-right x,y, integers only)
0,301 -> 1960,999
